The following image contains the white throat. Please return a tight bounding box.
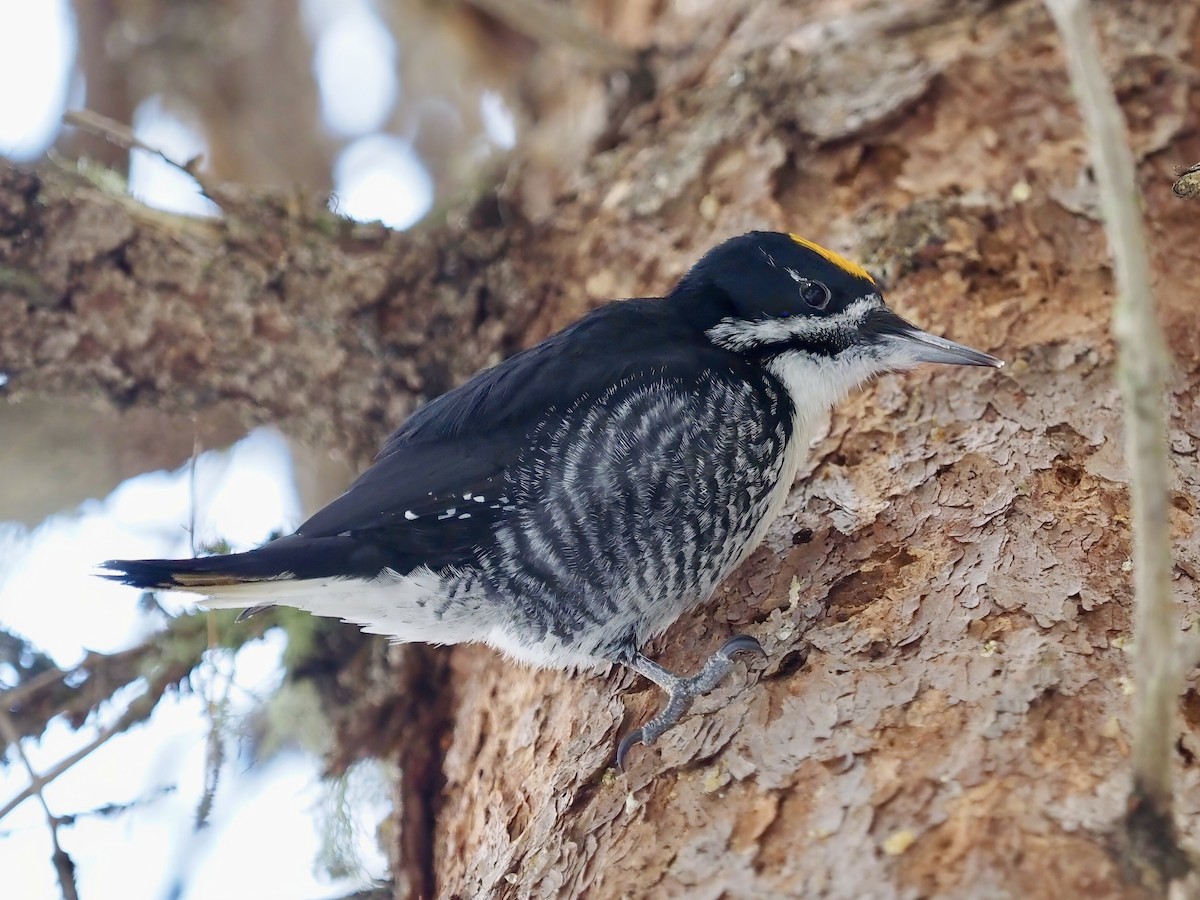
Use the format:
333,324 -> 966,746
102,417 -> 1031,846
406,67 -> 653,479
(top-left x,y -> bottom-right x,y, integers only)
766,350 -> 883,445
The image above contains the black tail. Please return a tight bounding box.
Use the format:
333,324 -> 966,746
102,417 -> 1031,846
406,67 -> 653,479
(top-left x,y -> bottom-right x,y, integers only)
100,534 -> 392,590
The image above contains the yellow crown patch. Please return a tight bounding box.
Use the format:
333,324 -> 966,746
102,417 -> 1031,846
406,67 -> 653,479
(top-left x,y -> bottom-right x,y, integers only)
788,234 -> 875,284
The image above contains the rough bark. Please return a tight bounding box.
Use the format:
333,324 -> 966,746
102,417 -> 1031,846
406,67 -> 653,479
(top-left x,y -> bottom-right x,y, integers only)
4,0 -> 1200,897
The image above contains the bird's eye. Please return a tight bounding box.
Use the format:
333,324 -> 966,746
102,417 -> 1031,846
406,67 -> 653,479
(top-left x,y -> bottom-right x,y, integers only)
799,280 -> 831,310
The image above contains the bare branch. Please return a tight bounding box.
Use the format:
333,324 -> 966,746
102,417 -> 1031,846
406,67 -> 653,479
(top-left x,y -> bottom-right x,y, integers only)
62,108 -> 218,201
1043,0 -> 1189,887
0,663 -> 68,711
0,687 -> 159,824
53,787 -> 177,826
195,652 -> 231,831
3,609 -> 262,747
0,609 -> 280,824
0,706 -> 80,900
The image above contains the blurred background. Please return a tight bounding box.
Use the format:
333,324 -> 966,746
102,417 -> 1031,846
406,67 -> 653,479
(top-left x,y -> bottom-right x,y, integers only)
0,0 -> 531,221
0,0 -> 614,896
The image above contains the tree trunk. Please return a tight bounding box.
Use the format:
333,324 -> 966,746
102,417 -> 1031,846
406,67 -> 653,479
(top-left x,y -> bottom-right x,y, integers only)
3,1 -> 1199,897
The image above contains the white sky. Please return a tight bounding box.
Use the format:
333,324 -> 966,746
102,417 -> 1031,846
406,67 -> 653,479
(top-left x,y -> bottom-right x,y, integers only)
0,0 -> 76,160
0,0 -> 513,893
0,433 -> 390,899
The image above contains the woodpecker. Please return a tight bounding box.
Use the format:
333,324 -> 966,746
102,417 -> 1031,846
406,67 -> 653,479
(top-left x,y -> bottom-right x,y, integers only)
102,231 -> 1002,767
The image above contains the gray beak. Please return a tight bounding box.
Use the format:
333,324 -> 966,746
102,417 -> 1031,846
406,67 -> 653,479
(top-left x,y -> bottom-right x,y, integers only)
862,306 -> 1004,368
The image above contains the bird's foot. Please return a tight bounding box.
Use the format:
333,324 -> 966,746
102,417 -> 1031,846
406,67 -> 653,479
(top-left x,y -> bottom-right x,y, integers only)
616,634 -> 766,770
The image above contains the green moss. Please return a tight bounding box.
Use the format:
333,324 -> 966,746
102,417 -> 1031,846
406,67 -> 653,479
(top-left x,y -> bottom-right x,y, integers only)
0,265 -> 49,305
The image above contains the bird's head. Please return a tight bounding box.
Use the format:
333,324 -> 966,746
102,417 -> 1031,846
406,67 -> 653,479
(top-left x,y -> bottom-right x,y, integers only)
674,231 -> 1003,377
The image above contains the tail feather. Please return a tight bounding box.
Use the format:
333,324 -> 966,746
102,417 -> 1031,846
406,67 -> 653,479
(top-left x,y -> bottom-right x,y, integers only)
103,540 -> 487,647
98,556 -> 273,590
99,535 -> 396,610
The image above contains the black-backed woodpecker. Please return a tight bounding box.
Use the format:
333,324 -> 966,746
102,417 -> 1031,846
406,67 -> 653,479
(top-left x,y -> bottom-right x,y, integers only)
103,231 -> 1003,767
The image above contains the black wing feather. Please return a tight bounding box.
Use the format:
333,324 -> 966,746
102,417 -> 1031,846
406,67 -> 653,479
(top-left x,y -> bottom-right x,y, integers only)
299,299 -> 735,552
106,297 -> 746,586
103,296 -> 744,588
381,299 -> 704,449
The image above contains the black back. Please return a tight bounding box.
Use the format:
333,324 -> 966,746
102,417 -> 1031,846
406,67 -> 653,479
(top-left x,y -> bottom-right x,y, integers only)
295,298 -> 764,572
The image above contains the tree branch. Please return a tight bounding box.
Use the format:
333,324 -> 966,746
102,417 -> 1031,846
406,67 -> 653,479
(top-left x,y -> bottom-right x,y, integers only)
0,682 -> 162,824
0,706 -> 81,900
0,162 -> 544,467
1043,0 -> 1189,888
63,109 -> 218,200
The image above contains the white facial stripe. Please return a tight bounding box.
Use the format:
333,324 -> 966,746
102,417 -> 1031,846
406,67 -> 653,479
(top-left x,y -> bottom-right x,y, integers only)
705,295 -> 882,352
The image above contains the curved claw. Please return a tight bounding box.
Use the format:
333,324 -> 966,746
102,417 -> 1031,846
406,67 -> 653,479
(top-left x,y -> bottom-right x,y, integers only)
616,635 -> 766,771
616,727 -> 647,771
720,634 -> 767,660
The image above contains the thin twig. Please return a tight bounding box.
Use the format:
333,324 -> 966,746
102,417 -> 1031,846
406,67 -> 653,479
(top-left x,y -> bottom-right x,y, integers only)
187,427 -> 227,830
1043,0 -> 1186,886
53,787 -> 177,826
4,606 -> 276,797
195,653 -> 231,831
0,706 -> 80,900
62,108 -> 219,200
0,688 -> 158,823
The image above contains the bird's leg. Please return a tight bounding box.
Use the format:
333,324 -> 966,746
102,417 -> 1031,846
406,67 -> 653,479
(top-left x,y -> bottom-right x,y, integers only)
616,634 -> 766,769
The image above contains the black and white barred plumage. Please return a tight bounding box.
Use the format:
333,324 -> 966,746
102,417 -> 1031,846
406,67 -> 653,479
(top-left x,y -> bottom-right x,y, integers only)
103,231 -> 1001,757
470,368 -> 792,667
